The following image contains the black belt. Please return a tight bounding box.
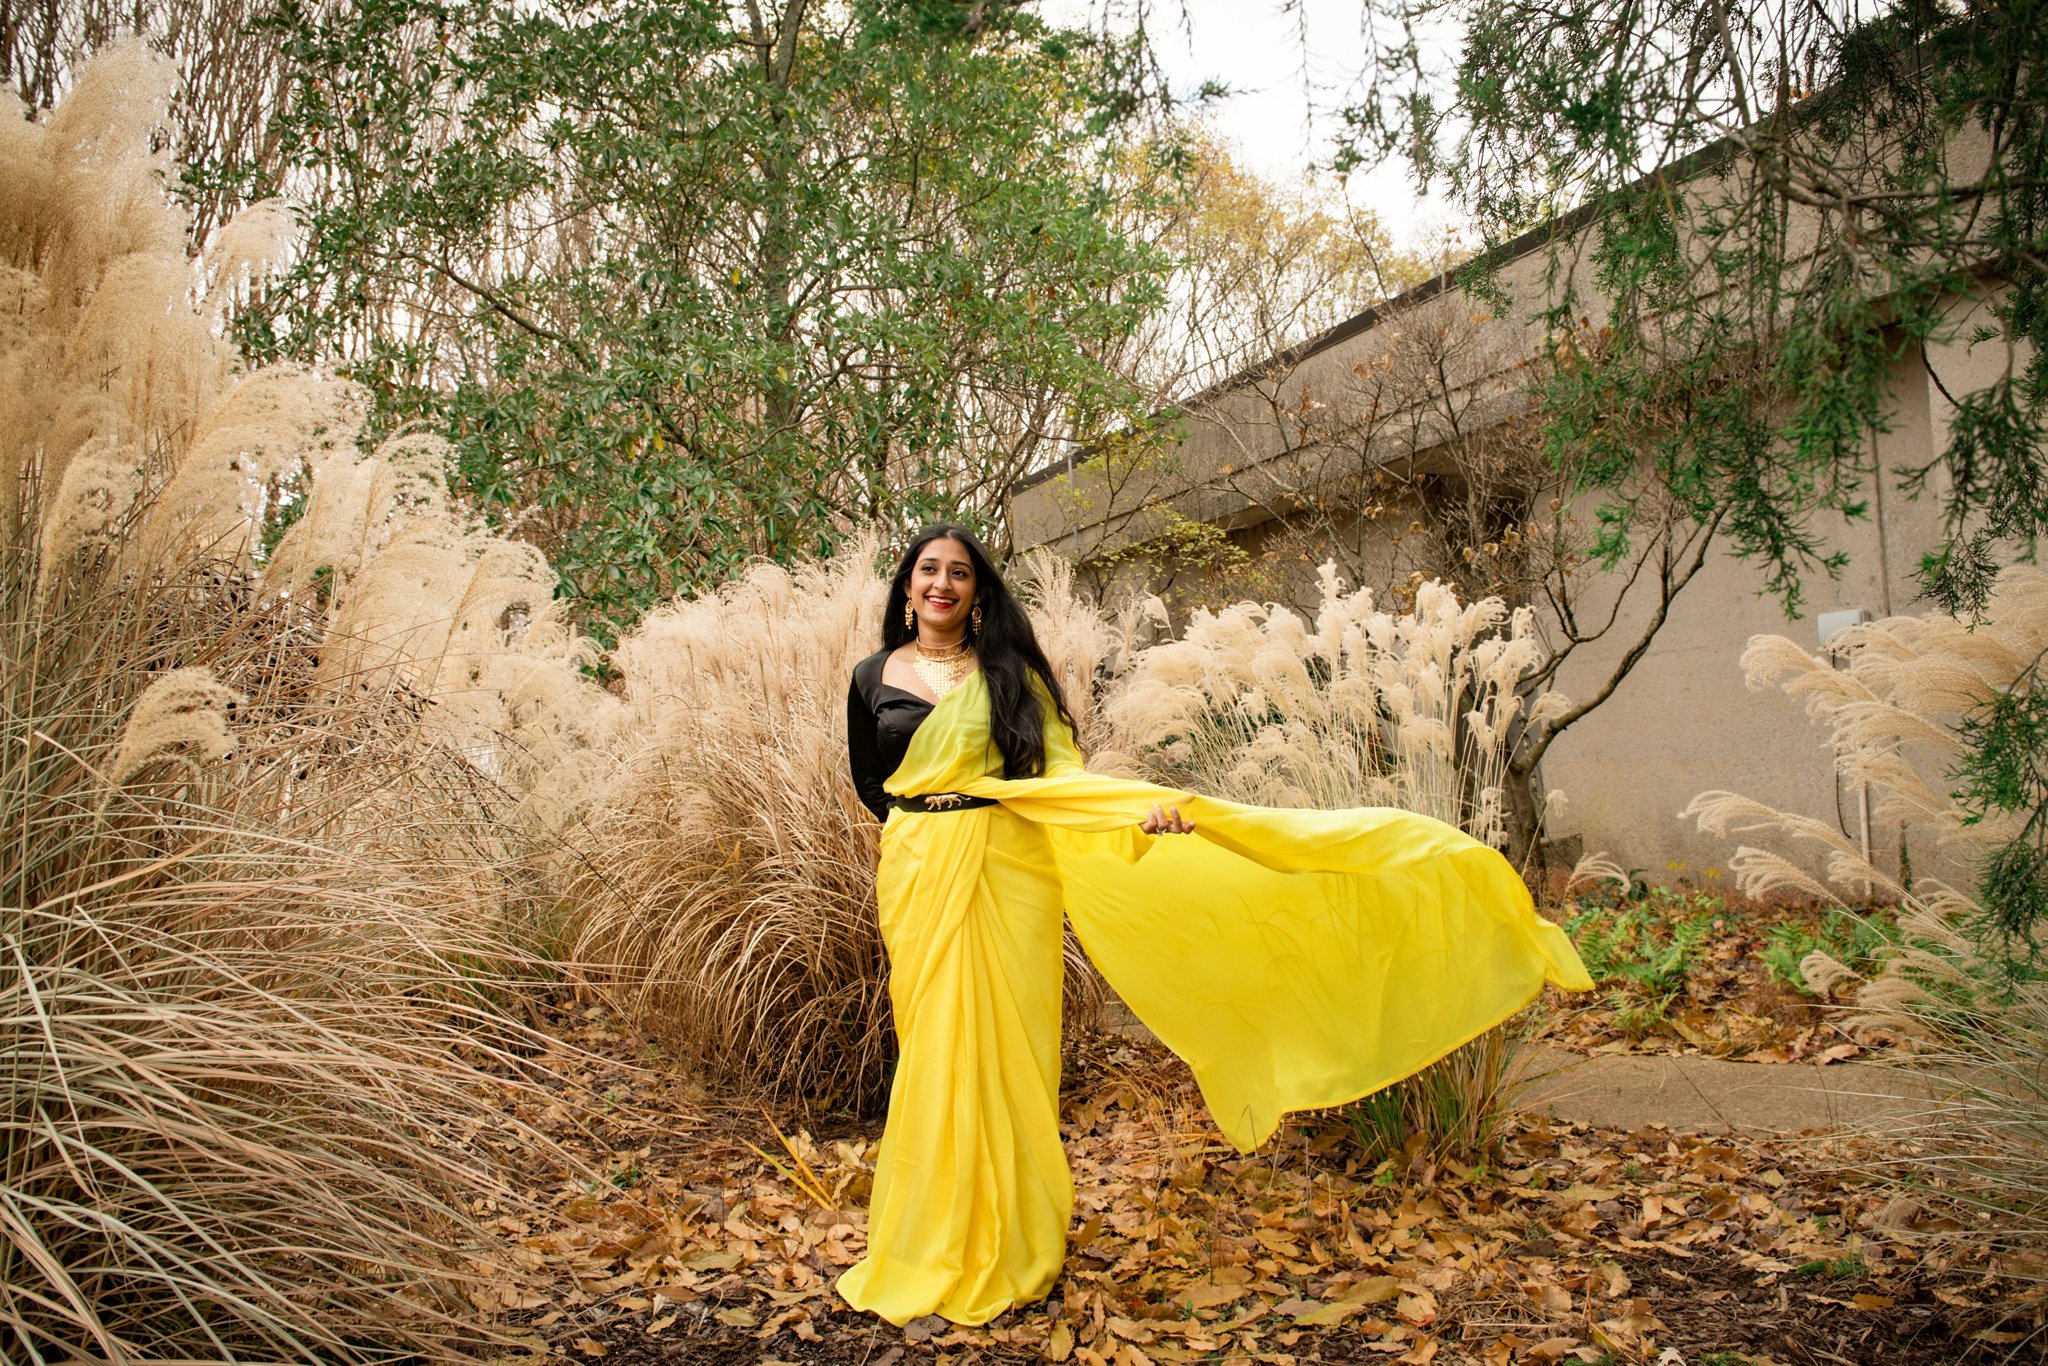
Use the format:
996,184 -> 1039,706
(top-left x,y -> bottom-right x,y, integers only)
893,793 -> 997,814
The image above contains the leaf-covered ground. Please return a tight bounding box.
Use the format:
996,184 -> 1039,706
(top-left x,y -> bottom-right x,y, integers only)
1532,891 -> 1904,1064
481,997 -> 2041,1366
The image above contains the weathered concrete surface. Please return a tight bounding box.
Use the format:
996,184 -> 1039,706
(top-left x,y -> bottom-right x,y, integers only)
1096,1004 -> 1931,1136
1517,1045 -> 1929,1135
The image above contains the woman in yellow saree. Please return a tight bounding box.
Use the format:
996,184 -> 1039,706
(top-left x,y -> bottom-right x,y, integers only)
838,526 -> 1591,1327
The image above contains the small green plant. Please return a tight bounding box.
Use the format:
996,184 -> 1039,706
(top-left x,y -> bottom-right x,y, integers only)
1343,1025 -> 1525,1164
1564,887 -> 1723,1037
1760,908 -> 1899,995
1792,1253 -> 1868,1279
1625,912 -> 1714,994
1564,887 -> 1722,989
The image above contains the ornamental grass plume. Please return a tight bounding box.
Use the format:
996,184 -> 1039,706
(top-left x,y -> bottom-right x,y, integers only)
1684,566 -> 2048,1027
32,39 -> 184,309
1014,546 -> 1135,753
33,425 -> 143,591
266,430 -> 454,594
107,664 -> 245,782
1101,564 -> 1560,844
0,47 -> 600,1359
1687,566 -> 2048,1272
127,362 -> 364,573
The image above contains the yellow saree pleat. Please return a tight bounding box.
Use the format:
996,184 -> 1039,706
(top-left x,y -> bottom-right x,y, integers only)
838,673 -> 1591,1326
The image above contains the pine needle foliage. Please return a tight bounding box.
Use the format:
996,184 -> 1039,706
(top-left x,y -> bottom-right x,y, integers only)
1951,649 -> 2048,971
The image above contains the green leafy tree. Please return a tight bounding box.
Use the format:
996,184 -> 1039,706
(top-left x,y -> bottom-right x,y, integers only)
230,0 -> 1168,637
1339,0 -> 2046,958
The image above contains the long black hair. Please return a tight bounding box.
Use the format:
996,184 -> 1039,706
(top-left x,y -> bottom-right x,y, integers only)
883,524 -> 1077,779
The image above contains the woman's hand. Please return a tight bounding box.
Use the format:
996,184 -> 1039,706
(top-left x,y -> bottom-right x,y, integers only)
1140,802 -> 1195,835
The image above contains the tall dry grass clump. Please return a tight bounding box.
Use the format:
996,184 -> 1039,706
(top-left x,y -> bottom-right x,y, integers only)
572,548 -> 889,1107
1,46 -> 612,1359
2,554 -> 564,1359
1101,566 -> 1563,846
1686,566 -> 2048,1272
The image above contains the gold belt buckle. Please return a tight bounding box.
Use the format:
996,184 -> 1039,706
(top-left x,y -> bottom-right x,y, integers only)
924,792 -> 970,809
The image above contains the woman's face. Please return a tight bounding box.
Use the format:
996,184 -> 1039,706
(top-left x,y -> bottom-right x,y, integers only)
907,537 -> 978,639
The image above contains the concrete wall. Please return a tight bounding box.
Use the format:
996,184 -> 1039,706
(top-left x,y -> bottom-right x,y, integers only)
1011,146 -> 2017,883
1532,298 -> 2004,888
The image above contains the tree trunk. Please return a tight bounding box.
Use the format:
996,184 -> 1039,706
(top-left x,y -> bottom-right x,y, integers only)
1498,754 -> 1549,886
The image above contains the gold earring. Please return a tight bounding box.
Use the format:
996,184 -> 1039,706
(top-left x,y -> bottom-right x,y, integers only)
904,601 -> 916,633
971,602 -> 983,635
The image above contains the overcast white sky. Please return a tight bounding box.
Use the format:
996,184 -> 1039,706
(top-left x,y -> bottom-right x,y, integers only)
1036,0 -> 1465,253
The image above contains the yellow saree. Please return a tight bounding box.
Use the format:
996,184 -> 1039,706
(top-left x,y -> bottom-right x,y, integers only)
835,672 -> 1591,1326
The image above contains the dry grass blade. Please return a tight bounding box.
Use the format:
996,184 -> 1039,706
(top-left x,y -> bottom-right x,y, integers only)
1,547 -> 578,1362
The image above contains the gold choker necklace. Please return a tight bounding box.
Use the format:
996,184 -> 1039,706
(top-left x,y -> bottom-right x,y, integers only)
912,637 -> 975,698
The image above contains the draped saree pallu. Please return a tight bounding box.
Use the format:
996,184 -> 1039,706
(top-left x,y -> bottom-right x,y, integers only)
835,671 -> 1593,1327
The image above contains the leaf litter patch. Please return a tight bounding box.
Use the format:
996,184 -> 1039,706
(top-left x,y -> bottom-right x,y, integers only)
484,999 -> 2037,1364
1539,893 -> 1908,1064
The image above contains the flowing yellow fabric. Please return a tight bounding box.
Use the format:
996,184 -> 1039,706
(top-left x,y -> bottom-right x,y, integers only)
837,672 -> 1592,1326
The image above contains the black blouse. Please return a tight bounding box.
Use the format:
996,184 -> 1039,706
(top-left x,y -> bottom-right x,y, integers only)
847,649 -> 932,820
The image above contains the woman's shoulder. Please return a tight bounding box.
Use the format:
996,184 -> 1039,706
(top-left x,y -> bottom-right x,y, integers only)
851,647 -> 896,693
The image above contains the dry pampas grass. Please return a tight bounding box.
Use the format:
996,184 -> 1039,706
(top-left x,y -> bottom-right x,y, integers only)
1686,567 -> 2048,1272
128,362 -> 365,571
2,540 -> 573,1361
0,47 -> 617,1360
570,541 -> 1122,1109
1100,565 -> 1559,844
571,545 -> 895,1108
266,429 -> 454,593
1685,565 -> 2048,1033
